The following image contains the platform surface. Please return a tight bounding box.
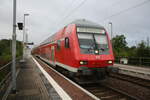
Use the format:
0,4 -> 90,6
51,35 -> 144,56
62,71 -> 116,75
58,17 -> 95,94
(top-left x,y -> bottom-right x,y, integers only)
114,63 -> 150,73
114,63 -> 150,80
7,58 -> 50,100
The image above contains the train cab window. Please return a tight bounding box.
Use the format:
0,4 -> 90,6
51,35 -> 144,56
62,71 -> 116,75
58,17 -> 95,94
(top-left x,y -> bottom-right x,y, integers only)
94,34 -> 109,50
77,32 -> 109,54
78,33 -> 94,49
65,37 -> 70,48
57,40 -> 61,50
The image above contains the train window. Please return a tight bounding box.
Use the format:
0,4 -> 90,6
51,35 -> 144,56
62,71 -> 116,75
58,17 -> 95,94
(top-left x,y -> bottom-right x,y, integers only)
78,33 -> 109,54
94,34 -> 109,52
57,40 -> 61,50
65,37 -> 70,48
78,33 -> 94,49
78,33 -> 93,39
94,34 -> 107,45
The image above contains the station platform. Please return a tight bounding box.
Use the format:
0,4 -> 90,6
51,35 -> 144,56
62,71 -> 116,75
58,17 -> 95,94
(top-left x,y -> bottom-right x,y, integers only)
4,56 -> 150,100
5,55 -> 98,100
114,64 -> 150,72
7,58 -> 52,100
114,64 -> 150,80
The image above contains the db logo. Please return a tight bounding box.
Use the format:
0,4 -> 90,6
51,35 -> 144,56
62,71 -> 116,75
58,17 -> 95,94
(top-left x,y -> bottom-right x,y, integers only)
96,56 -> 101,59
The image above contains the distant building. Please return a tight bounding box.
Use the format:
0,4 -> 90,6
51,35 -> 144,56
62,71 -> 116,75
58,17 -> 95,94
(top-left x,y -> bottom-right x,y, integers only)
120,58 -> 128,64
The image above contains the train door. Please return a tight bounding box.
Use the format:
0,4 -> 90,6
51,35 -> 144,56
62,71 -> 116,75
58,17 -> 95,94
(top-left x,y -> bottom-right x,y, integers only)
51,46 -> 55,66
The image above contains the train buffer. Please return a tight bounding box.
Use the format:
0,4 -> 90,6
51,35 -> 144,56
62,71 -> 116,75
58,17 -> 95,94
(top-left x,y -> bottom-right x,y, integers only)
114,64 -> 150,80
3,56 -> 99,100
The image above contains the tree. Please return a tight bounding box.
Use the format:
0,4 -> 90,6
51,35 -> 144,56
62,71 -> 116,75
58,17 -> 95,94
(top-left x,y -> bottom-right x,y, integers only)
127,46 -> 137,57
136,40 -> 150,57
0,39 -> 23,66
112,35 -> 128,57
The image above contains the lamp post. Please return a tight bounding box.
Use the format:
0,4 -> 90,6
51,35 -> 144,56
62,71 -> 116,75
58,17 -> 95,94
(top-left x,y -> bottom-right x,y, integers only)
109,22 -> 114,49
26,33 -> 28,44
109,22 -> 113,40
12,0 -> 17,92
23,14 -> 29,61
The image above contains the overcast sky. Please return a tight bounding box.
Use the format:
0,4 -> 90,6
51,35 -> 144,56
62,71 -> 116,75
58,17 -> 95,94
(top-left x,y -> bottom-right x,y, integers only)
0,0 -> 150,46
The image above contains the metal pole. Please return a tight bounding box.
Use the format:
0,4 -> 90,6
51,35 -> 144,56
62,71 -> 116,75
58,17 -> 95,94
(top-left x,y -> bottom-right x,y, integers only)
26,33 -> 28,43
109,22 -> 113,40
109,22 -> 113,48
23,14 -> 29,61
12,0 -> 17,92
23,15 -> 25,61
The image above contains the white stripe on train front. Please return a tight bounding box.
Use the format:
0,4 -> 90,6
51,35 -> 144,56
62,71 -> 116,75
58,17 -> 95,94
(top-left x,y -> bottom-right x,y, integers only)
38,56 -> 78,73
55,61 -> 78,72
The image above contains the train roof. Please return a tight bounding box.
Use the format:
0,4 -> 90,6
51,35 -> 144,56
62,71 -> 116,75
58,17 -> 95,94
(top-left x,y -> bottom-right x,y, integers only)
38,19 -> 104,47
70,19 -> 104,29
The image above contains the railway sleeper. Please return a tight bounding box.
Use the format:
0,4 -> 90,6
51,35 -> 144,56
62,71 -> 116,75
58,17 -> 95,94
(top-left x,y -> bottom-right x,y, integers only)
88,88 -> 107,93
100,95 -> 125,100
95,91 -> 124,100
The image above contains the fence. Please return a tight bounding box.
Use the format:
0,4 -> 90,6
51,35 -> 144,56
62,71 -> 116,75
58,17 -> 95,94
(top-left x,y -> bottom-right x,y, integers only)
0,62 -> 12,99
115,57 -> 150,67
0,57 -> 21,99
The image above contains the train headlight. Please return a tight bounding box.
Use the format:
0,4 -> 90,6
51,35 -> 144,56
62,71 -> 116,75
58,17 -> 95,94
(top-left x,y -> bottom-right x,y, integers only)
95,50 -> 99,54
80,61 -> 84,65
80,61 -> 88,65
108,60 -> 113,64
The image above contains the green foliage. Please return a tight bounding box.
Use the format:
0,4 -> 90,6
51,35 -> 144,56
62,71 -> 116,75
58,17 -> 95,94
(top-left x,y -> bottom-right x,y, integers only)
112,35 -> 150,58
112,35 -> 128,57
126,46 -> 137,57
0,39 -> 23,66
136,40 -> 150,57
112,35 -> 127,49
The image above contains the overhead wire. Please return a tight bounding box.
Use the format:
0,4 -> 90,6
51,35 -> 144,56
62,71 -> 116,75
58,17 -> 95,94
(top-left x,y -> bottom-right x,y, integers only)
56,0 -> 77,20
55,0 -> 127,28
56,0 -> 88,27
43,0 -> 88,40
43,0 -> 150,42
43,0 -> 78,38
99,0 -> 150,22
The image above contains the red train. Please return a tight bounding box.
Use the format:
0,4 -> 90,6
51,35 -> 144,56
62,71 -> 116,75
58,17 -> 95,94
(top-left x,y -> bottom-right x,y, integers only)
32,19 -> 114,82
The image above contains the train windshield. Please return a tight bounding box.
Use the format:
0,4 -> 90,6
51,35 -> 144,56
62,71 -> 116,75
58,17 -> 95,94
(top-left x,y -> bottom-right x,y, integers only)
94,34 -> 109,51
78,33 -> 95,49
77,32 -> 109,54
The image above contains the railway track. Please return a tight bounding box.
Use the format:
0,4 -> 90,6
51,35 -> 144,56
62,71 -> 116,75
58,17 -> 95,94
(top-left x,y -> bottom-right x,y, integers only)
82,83 -> 134,100
35,56 -> 150,100
108,72 -> 150,88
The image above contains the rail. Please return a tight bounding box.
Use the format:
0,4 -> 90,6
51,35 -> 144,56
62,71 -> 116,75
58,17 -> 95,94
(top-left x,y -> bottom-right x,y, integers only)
115,57 -> 150,67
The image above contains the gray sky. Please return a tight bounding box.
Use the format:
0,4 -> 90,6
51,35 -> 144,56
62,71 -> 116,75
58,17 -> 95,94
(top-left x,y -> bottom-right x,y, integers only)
0,0 -> 150,46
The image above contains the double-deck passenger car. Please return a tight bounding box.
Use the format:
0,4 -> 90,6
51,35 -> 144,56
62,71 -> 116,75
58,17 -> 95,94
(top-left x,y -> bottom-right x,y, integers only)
32,19 -> 114,81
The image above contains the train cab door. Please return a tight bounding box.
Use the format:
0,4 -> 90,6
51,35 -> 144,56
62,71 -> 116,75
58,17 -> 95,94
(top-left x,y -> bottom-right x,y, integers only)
51,46 -> 55,66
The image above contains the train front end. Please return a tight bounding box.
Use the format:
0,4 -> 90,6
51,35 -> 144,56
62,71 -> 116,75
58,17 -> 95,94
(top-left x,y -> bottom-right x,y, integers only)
74,25 -> 114,80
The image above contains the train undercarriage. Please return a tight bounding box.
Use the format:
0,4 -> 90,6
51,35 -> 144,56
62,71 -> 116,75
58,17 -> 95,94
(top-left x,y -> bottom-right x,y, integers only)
55,65 -> 110,84
36,56 -> 116,84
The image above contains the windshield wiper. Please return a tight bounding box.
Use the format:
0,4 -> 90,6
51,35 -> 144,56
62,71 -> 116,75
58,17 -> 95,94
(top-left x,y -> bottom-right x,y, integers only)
87,42 -> 96,51
100,48 -> 105,51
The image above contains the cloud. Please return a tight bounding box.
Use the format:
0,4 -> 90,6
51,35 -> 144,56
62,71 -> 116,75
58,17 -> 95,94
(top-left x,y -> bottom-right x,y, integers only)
0,0 -> 149,46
